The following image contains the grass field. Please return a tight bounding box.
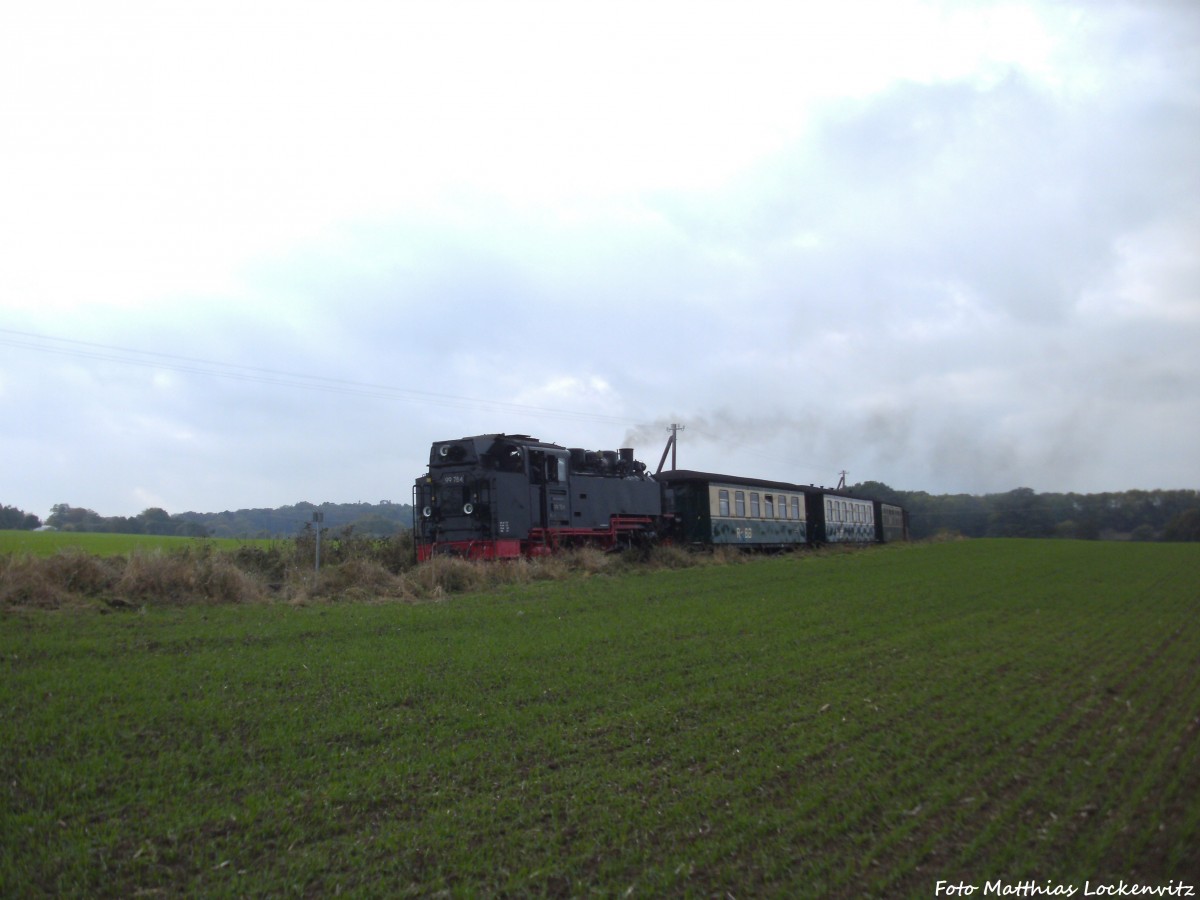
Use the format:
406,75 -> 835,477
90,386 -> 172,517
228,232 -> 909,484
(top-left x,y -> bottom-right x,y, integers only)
0,530 -> 274,558
2,539 -> 1198,896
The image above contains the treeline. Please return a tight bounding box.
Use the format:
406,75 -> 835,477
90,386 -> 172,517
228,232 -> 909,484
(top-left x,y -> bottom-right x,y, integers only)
27,501 -> 414,538
854,484 -> 1200,541
175,501 -> 414,538
44,504 -> 209,537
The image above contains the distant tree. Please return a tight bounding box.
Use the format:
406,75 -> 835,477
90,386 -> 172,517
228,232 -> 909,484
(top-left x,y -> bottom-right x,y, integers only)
1055,519 -> 1080,539
1130,524 -> 1157,542
138,507 -> 174,535
1163,509 -> 1200,542
851,481 -> 904,507
351,514 -> 400,537
106,516 -> 142,534
0,504 -> 41,530
47,504 -> 105,532
987,488 -> 1054,538
174,520 -> 209,537
941,494 -> 990,537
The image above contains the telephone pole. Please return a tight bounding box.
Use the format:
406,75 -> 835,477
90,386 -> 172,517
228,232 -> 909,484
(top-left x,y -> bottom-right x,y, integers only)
655,423 -> 685,474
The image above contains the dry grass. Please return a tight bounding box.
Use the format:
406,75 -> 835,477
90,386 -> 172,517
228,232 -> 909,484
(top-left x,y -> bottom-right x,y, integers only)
0,533 -> 785,610
0,551 -> 124,610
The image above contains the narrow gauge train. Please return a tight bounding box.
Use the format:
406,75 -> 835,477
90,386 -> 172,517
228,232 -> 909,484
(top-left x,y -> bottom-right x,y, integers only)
413,433 -> 908,561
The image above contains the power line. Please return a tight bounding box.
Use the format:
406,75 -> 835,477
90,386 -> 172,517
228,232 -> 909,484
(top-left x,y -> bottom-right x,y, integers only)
0,326 -> 636,428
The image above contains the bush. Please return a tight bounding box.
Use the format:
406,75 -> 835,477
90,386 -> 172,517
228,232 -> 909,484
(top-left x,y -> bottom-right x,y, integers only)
313,559 -> 411,603
405,557 -> 486,598
0,551 -> 124,610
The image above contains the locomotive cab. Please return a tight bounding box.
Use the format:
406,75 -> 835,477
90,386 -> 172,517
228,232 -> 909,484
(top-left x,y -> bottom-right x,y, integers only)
415,435 -> 542,559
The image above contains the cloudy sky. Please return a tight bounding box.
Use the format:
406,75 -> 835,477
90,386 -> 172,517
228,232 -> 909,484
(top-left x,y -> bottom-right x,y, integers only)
2,0 -> 1197,520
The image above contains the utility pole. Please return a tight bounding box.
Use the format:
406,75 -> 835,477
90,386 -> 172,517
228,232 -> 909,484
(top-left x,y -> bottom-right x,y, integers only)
313,511 -> 324,573
837,470 -> 848,491
656,423 -> 685,474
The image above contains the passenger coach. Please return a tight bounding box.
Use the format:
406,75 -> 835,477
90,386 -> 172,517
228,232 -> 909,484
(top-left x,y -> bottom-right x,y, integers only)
655,470 -> 808,548
656,470 -> 908,549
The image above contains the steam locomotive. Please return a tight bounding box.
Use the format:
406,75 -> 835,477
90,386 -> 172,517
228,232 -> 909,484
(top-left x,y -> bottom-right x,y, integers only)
413,433 -> 908,561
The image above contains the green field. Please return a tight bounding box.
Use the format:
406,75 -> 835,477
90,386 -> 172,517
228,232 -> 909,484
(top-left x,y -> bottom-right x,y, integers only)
0,530 -> 274,557
2,540 -> 1198,896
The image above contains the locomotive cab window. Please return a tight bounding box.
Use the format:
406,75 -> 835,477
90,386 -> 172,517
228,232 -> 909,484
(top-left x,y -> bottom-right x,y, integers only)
489,441 -> 524,473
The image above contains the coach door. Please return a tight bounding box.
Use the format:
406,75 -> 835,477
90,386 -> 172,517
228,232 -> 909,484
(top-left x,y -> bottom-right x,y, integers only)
529,449 -> 570,530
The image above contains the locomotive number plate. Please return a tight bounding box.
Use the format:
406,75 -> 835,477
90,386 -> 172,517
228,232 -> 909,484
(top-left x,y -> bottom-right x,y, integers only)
442,474 -> 466,484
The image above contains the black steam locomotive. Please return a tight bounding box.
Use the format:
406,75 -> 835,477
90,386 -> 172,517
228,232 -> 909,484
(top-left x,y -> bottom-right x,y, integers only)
413,433 -> 908,561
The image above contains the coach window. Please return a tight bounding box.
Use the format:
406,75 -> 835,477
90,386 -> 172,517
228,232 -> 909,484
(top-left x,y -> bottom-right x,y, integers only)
735,491 -> 746,517
764,495 -> 774,518
780,495 -> 789,519
791,496 -> 801,520
718,489 -> 730,517
750,493 -> 761,517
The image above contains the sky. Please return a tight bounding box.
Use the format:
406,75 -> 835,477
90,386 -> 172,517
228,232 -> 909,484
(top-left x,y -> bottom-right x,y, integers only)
2,0 -> 1198,520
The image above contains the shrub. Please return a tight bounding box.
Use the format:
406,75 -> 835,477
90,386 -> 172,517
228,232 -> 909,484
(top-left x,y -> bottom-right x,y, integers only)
193,554 -> 267,604
312,559 -> 411,603
404,557 -> 486,598
0,551 -> 124,610
0,555 -> 68,609
232,545 -> 289,582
